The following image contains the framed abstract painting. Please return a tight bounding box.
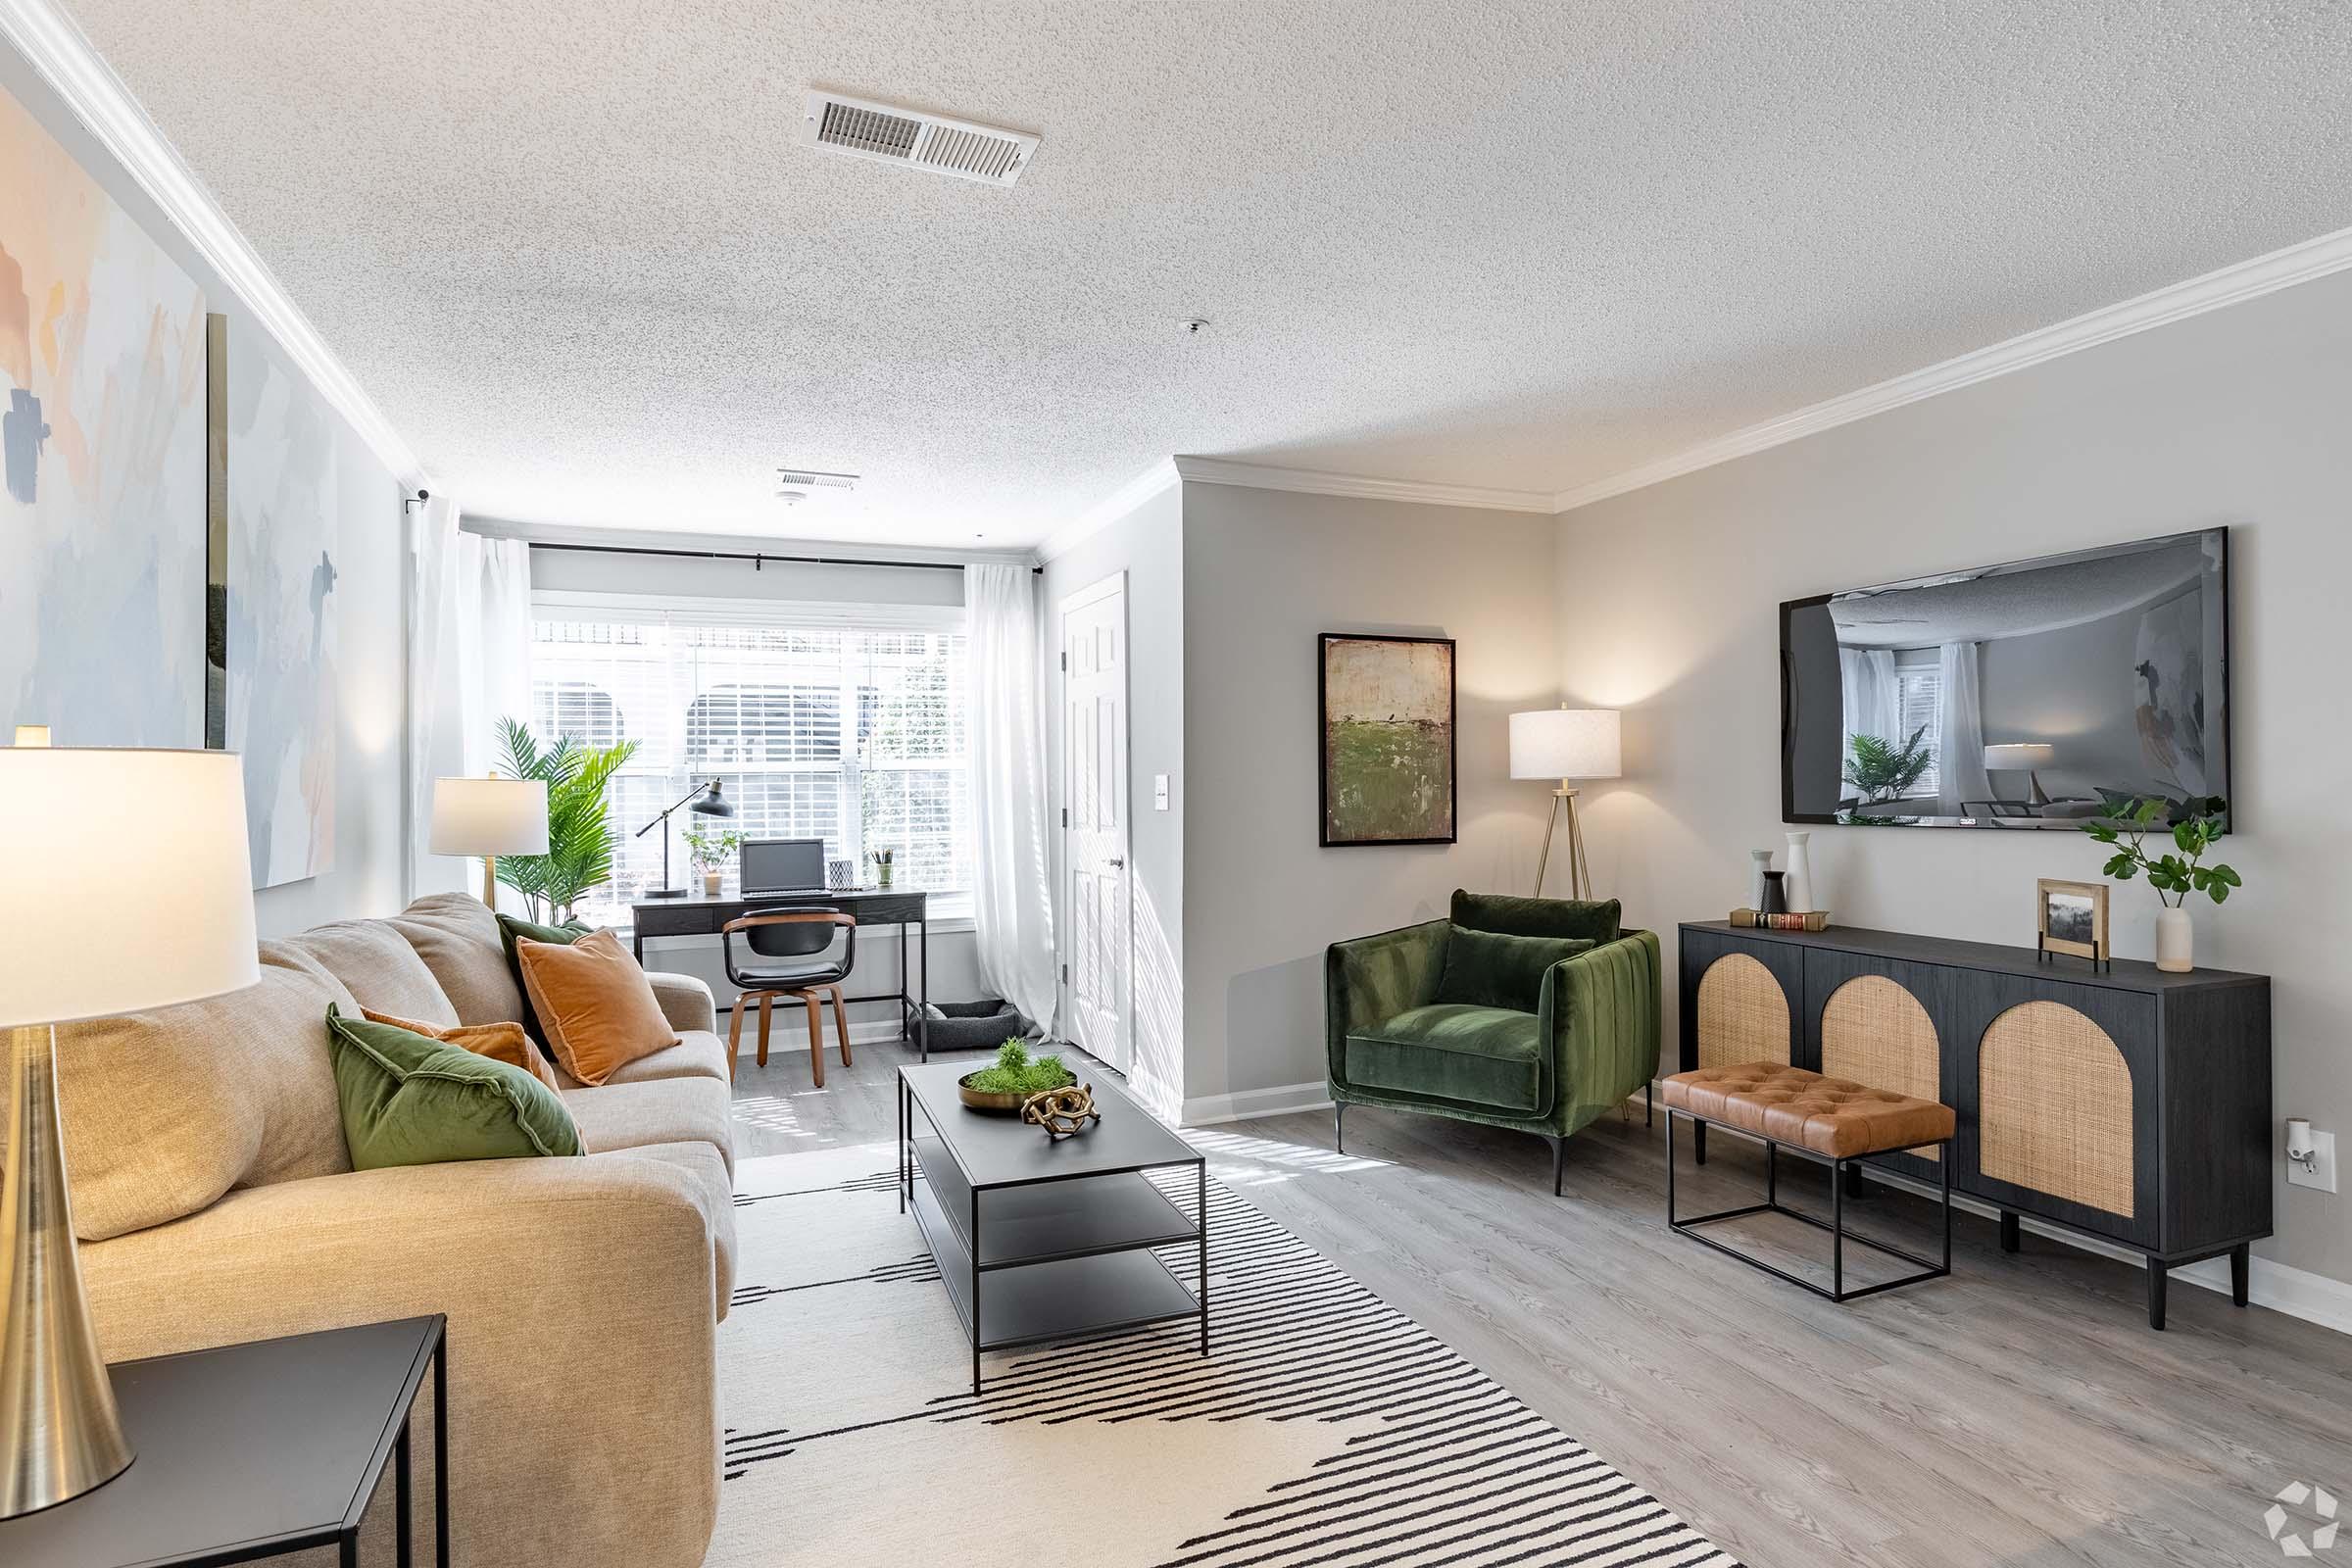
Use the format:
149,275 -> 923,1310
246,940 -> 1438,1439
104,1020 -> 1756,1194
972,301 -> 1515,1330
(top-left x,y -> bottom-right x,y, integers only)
1318,633 -> 1456,847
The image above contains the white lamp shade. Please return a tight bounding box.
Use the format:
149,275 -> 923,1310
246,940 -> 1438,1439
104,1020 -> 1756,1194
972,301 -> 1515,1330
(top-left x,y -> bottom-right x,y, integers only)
429,777 -> 550,857
1983,743 -> 2055,769
1510,708 -> 1622,780
13,725 -> 51,747
0,748 -> 259,1027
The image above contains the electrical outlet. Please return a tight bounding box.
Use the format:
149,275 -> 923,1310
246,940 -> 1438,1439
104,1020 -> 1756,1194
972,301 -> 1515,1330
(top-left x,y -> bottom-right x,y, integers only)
2287,1129 -> 2337,1194
1153,773 -> 1170,811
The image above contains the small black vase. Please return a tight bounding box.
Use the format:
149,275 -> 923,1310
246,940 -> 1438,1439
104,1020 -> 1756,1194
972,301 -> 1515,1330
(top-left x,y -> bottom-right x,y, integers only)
1760,870 -> 1788,915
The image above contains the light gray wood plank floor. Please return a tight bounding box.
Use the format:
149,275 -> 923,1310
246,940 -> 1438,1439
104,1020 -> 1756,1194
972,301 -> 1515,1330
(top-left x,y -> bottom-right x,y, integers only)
729,1040 -> 2352,1568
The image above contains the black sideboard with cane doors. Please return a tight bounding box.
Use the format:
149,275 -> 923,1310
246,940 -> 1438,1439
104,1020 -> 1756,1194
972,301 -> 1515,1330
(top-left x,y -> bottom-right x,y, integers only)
1677,921 -> 2271,1329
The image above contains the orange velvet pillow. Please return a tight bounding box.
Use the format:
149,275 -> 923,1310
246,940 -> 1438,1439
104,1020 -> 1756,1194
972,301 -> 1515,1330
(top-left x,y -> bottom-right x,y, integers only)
511,929 -> 679,1086
360,1007 -> 564,1092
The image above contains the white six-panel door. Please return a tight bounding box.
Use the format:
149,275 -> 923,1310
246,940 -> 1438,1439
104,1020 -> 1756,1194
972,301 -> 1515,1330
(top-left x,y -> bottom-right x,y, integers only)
1060,574 -> 1131,1071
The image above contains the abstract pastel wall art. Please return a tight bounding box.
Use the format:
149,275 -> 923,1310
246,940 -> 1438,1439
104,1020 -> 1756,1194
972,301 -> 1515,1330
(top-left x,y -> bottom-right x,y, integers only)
1,83 -> 208,747
1318,633 -> 1456,846
222,319 -> 339,886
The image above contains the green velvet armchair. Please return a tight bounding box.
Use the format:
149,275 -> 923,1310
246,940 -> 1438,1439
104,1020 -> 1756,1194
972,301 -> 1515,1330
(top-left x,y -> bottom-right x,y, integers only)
1325,889 -> 1662,1193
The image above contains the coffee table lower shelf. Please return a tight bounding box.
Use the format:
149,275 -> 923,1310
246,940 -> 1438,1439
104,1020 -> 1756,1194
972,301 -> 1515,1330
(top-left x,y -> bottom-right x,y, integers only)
907,1176 -> 1202,1394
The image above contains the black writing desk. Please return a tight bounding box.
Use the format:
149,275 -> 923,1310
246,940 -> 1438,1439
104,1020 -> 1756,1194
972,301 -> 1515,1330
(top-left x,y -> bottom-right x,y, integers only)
631,888 -> 931,1058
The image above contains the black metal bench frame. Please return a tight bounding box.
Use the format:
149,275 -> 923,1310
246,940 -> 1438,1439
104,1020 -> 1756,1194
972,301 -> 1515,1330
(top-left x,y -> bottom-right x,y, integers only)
1666,1107 -> 1952,1302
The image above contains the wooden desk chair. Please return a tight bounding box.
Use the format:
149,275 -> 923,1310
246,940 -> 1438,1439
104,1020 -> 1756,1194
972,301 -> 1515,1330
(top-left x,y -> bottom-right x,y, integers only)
720,910 -> 858,1086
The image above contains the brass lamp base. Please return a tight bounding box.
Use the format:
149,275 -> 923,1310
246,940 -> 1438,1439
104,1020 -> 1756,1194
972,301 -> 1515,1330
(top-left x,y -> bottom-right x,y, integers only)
1533,783 -> 1593,901
1,1023 -> 133,1518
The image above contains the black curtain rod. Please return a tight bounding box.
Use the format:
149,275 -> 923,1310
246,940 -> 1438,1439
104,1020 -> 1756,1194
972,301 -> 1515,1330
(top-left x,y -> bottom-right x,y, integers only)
524,540 -> 1042,574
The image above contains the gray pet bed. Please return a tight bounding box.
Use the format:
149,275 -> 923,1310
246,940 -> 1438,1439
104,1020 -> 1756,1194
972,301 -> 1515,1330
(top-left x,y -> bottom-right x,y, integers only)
917,998 -> 1043,1053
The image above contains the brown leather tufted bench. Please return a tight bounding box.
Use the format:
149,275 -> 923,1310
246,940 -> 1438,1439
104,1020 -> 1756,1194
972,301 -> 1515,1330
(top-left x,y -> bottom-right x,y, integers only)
1661,1061 -> 1955,1301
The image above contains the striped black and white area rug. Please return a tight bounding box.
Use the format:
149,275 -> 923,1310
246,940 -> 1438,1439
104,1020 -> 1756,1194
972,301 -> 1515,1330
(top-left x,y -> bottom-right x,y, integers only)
708,1144 -> 1739,1568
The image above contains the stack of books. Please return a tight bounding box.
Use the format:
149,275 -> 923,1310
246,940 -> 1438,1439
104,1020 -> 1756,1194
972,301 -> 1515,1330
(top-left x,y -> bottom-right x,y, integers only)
1731,907 -> 1831,931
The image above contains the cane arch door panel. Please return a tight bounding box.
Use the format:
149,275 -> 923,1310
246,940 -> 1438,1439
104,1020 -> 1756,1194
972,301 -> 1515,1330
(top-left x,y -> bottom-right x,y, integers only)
1694,953 -> 1791,1069
1820,974 -> 1940,1160
1978,1001 -> 2133,1219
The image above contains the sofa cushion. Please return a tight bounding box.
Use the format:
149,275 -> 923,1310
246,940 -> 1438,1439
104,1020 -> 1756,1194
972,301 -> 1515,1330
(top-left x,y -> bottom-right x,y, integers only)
277,918 -> 460,1028
1434,926 -> 1594,1011
514,929 -> 679,1086
574,1029 -> 732,1088
51,945 -> 353,1241
389,892 -> 526,1026
1450,888 -> 1621,946
609,1140 -> 738,1320
1346,1004 -> 1545,1114
562,1075 -> 736,1175
326,1005 -> 585,1169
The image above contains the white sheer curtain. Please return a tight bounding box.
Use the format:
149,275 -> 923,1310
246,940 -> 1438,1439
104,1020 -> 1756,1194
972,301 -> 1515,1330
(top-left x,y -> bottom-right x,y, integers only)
1838,647 -> 1899,776
1936,640 -> 1992,815
964,564 -> 1057,1031
406,506 -> 532,899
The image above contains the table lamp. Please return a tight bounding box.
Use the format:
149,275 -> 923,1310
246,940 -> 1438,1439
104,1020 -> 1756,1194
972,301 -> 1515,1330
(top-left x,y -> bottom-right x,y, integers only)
11,727 -> 50,747
2,748 -> 259,1518
1509,707 -> 1622,900
634,780 -> 732,900
1983,743 -> 2056,807
429,777 -> 550,906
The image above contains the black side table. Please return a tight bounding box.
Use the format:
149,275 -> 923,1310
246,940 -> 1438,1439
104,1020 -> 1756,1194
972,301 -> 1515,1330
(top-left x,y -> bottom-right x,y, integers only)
0,1315 -> 448,1567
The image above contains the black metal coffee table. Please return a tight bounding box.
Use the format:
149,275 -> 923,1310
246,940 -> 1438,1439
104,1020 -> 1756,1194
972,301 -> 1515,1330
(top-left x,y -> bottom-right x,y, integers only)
898,1062 -> 1208,1394
0,1315 -> 446,1566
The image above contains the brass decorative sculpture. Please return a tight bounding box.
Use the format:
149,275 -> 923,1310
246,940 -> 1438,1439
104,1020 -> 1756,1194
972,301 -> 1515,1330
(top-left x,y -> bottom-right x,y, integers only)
1021,1083 -> 1102,1139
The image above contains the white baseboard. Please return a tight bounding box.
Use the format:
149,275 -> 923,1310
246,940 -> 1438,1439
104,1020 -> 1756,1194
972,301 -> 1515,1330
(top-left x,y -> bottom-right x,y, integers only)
1181,1080 -> 1334,1127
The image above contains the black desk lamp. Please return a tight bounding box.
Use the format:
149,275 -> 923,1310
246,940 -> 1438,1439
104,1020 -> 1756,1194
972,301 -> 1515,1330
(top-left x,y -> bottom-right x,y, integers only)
636,779 -> 733,899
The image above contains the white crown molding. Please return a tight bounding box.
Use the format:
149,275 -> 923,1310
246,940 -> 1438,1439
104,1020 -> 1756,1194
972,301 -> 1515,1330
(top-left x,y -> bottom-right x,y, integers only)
1552,220 -> 2352,514
1034,458 -> 1180,564
1173,455 -> 1554,513
0,0 -> 425,486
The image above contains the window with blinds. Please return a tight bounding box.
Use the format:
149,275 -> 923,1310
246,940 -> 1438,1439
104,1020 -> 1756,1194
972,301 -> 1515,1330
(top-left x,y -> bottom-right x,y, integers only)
1896,665 -> 1942,797
529,611 -> 971,927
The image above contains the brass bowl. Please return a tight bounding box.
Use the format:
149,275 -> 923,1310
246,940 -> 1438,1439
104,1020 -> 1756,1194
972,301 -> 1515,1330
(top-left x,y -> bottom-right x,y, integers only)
956,1071 -> 1073,1114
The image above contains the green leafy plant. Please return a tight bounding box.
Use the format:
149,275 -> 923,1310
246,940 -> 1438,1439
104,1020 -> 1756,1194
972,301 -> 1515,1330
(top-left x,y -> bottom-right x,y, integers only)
964,1038 -> 1072,1096
1843,726 -> 1933,804
493,716 -> 639,922
684,827 -> 742,872
2082,796 -> 2241,907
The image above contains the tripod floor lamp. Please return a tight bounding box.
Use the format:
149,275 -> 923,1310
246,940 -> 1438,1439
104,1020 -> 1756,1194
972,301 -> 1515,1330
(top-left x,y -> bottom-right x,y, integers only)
1509,707 -> 1622,901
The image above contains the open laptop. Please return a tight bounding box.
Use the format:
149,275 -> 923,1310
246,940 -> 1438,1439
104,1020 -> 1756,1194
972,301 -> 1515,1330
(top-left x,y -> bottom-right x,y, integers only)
739,837 -> 829,899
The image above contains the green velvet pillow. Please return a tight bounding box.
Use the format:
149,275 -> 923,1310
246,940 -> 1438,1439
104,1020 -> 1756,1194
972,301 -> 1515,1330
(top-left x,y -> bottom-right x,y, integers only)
325,1004 -> 584,1169
1434,926 -> 1595,1012
496,912 -> 591,1046
1450,888 -> 1621,946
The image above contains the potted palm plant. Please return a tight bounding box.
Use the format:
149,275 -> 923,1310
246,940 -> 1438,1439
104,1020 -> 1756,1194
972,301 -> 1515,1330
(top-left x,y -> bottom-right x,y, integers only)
492,717 -> 638,923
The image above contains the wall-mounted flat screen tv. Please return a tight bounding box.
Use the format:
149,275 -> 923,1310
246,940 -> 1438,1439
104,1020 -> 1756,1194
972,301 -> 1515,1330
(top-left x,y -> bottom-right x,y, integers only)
1781,528 -> 2229,829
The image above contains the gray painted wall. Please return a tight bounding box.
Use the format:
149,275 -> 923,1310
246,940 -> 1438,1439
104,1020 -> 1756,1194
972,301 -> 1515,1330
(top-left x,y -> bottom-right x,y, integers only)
1180,483 -> 1560,1112
1555,265 -> 2352,1292
1041,481 -> 1186,1116
3,45 -> 410,938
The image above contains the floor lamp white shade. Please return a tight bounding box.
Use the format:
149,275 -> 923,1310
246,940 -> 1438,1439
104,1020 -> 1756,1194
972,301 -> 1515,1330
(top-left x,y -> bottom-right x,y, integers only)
1508,708 -> 1622,900
1,748 -> 259,1518
429,777 -> 549,905
11,726 -> 50,748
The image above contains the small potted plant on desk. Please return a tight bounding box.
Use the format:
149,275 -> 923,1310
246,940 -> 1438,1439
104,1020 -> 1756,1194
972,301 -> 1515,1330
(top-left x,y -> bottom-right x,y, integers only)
685,827 -> 742,899
2082,796 -> 2239,972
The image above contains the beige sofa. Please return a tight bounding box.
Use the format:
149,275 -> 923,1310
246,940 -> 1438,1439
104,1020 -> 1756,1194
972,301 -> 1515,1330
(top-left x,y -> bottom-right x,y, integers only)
51,892 -> 734,1568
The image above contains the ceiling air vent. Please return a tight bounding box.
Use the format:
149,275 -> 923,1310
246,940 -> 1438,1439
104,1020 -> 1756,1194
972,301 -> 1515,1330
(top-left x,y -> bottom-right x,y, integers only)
776,468 -> 859,490
802,90 -> 1039,187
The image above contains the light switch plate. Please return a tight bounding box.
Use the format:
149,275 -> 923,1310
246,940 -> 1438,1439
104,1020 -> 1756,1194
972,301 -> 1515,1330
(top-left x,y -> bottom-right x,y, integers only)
2288,1129 -> 2337,1194
1153,773 -> 1169,810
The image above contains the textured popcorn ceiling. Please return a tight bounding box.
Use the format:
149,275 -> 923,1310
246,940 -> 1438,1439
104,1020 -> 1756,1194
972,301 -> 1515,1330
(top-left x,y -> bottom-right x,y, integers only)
59,0 -> 2352,548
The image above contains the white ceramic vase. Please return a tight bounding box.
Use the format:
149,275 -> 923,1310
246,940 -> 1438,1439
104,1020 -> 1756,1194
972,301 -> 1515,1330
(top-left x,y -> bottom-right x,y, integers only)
702,867 -> 722,897
1783,831 -> 1815,914
2155,906 -> 2194,973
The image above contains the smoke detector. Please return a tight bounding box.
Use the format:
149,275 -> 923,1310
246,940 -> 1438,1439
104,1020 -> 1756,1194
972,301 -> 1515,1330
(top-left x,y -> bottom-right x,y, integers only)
802,90 -> 1039,186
